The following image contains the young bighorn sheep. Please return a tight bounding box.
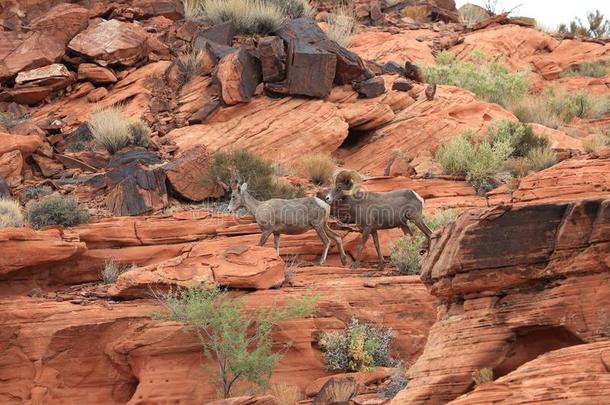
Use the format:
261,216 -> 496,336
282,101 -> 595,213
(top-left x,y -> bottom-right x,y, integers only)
325,169 -> 432,270
228,183 -> 348,266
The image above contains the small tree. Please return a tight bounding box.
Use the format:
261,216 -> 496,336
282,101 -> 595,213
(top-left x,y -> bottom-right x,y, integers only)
154,286 -> 318,398
558,9 -> 610,38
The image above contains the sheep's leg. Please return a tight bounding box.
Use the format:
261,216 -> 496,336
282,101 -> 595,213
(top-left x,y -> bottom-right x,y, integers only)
401,224 -> 414,237
352,227 -> 371,269
273,233 -> 280,256
313,225 -> 331,265
371,230 -> 384,270
324,223 -> 347,266
411,216 -> 433,250
258,230 -> 272,247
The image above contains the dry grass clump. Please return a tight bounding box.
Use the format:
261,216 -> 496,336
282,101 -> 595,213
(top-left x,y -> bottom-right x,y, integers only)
508,87 -> 610,129
204,0 -> 285,34
472,367 -> 494,385
0,198 -> 25,228
176,50 -> 207,84
401,5 -> 429,22
88,107 -> 151,154
525,147 -> 557,171
101,259 -> 135,284
561,61 -> 609,78
299,153 -> 335,185
325,6 -> 355,47
270,384 -> 303,405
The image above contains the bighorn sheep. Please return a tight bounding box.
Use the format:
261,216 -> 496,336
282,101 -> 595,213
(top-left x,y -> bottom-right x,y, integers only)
325,169 -> 432,270
228,183 -> 348,266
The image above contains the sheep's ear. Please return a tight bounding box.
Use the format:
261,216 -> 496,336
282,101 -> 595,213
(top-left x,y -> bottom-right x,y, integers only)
240,182 -> 248,192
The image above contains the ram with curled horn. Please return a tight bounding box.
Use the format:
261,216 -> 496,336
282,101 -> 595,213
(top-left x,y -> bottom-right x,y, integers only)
325,169 -> 432,269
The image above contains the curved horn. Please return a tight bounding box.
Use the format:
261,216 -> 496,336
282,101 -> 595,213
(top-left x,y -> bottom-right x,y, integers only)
332,169 -> 364,195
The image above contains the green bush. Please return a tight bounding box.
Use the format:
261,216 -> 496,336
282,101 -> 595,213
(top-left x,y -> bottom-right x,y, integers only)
0,112 -> 20,130
424,51 -> 529,107
561,61 -> 609,78
24,185 -> 52,201
154,286 -> 318,398
26,195 -> 90,229
558,9 -> 609,38
0,198 -> 25,228
318,319 -> 396,372
436,121 -> 557,192
204,149 -> 303,200
390,209 -> 458,275
88,107 -> 151,154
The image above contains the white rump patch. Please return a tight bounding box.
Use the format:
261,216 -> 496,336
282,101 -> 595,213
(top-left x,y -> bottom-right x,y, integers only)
414,191 -> 424,206
314,197 -> 330,211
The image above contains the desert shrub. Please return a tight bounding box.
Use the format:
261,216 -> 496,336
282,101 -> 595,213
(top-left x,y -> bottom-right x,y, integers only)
26,194 -> 90,229
472,367 -> 494,385
176,50 -> 206,84
525,147 -> 557,171
0,112 -> 20,130
0,198 -> 25,228
379,363 -> 408,399
424,51 -> 529,107
270,384 -> 303,405
558,9 -> 609,38
88,107 -> 151,154
326,7 -> 355,47
505,157 -> 532,178
154,285 -> 318,398
101,259 -> 135,284
458,4 -> 488,27
390,209 -> 458,275
510,88 -> 610,128
204,0 -> 286,35
435,130 -> 514,193
561,61 -> 609,78
319,319 -> 396,372
299,153 -> 335,185
204,149 -> 303,200
24,185 -> 52,201
277,0 -> 312,18
487,120 -> 549,157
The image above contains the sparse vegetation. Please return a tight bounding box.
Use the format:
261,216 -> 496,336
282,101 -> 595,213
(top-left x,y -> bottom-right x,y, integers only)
88,107 -> 151,154
435,121 -> 557,193
203,149 -> 303,201
0,198 -> 25,228
24,185 -> 52,201
101,259 -> 134,284
508,87 -> 610,128
270,384 -> 303,405
324,378 -> 356,403
424,51 -> 529,107
561,61 -> 609,78
458,4 -> 489,27
318,319 -> 396,372
299,153 -> 335,186
325,6 -> 355,47
558,9 -> 609,38
153,286 -> 318,398
390,209 -> 458,275
472,367 -> 494,385
176,50 -> 207,84
379,363 -> 408,399
0,112 -> 20,130
26,194 -> 90,229
401,5 -> 428,22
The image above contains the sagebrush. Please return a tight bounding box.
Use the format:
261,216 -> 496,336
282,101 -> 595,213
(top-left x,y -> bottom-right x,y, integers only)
390,209 -> 458,275
318,319 -> 396,372
203,149 -> 303,200
88,107 -> 151,154
424,51 -> 529,107
26,194 -> 89,229
0,198 -> 25,228
153,286 -> 318,398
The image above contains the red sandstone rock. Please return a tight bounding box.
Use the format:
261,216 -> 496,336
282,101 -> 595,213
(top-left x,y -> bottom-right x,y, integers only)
68,20 -> 149,67
109,243 -> 285,297
448,341 -> 610,404
15,64 -> 73,90
86,87 -> 108,102
0,227 -> 86,276
215,48 -> 262,105
0,150 -> 24,181
392,198 -> 610,404
164,145 -> 225,201
0,132 -> 42,157
77,63 -> 118,84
